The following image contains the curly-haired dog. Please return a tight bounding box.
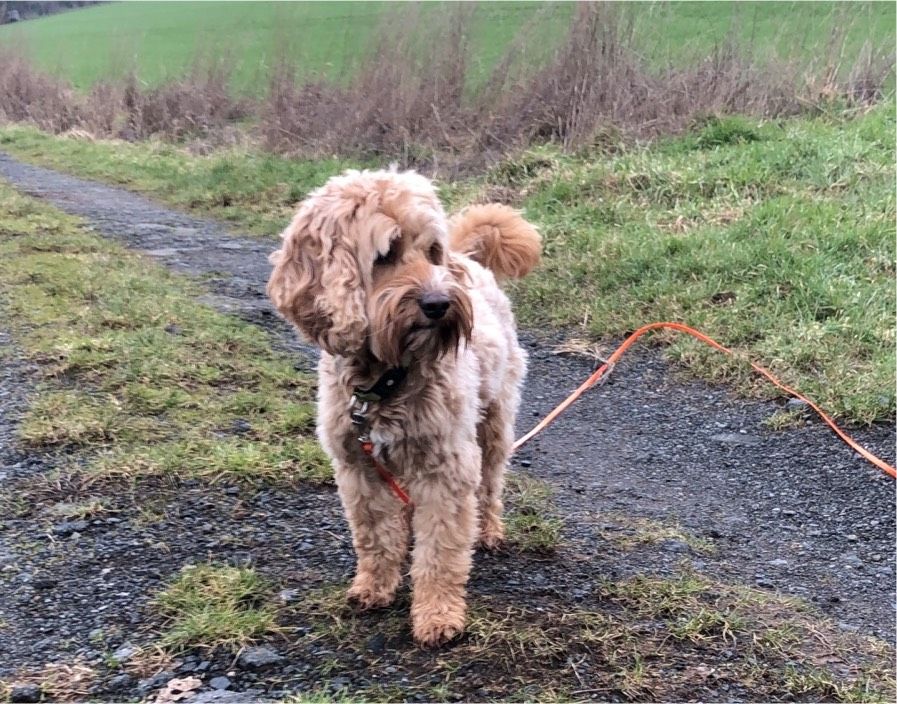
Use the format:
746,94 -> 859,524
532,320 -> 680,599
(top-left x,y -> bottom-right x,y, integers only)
267,169 -> 540,646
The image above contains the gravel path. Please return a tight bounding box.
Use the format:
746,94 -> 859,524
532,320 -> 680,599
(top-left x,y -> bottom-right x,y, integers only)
0,153 -> 894,699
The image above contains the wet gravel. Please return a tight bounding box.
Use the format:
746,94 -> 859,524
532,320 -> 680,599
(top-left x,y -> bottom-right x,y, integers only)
0,153 -> 894,700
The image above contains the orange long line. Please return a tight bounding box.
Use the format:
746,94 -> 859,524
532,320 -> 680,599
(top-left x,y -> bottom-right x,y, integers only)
513,322 -> 896,479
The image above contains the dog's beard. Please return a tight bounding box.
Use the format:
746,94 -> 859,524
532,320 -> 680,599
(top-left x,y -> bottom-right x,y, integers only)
368,283 -> 473,367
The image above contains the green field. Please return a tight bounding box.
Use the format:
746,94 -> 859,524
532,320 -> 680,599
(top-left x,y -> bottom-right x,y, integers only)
2,104 -> 893,425
0,1 -> 892,91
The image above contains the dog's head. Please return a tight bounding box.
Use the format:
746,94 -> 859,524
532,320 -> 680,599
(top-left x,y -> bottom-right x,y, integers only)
267,169 -> 473,365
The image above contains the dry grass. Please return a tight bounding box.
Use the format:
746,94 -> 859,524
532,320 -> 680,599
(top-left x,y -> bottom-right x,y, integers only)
0,48 -> 248,141
2,4 -> 892,168
259,3 -> 893,168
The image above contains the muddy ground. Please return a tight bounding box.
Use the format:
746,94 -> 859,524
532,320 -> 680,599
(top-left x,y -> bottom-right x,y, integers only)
0,154 -> 894,702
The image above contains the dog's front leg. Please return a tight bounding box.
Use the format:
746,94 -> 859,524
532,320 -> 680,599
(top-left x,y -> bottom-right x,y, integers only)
407,451 -> 479,647
335,463 -> 410,610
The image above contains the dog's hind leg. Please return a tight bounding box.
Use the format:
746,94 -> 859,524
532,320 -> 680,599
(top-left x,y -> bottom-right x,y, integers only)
336,464 -> 410,610
476,401 -> 512,549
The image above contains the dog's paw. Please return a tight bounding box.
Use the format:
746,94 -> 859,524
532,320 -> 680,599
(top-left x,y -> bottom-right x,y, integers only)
346,578 -> 397,611
477,518 -> 505,550
412,612 -> 465,648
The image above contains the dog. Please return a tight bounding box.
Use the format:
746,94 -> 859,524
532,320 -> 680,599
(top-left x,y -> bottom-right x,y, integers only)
267,169 -> 540,646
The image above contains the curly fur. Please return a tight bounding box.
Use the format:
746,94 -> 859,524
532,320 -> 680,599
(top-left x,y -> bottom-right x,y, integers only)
267,168 -> 540,646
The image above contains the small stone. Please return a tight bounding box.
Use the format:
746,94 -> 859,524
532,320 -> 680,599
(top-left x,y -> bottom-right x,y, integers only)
53,520 -> 88,536
330,676 -> 351,690
113,643 -> 138,663
660,539 -> 689,554
218,242 -> 244,250
755,576 -> 774,588
846,534 -> 858,542
31,577 -> 57,590
209,676 -> 231,690
196,661 -> 211,673
769,558 -> 789,567
108,674 -> 134,690
843,552 -> 863,568
786,398 -> 808,411
10,685 -> 42,703
172,227 -> 198,237
238,646 -> 284,669
366,632 -> 387,655
137,670 -> 175,694
519,459 -> 532,468
230,419 -> 252,434
278,588 -> 300,604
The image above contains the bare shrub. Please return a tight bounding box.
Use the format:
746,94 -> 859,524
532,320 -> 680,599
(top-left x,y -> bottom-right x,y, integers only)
2,3 -> 893,167
259,5 -> 478,160
0,46 -> 83,131
0,49 -> 249,140
259,3 -> 893,167
120,58 -> 250,140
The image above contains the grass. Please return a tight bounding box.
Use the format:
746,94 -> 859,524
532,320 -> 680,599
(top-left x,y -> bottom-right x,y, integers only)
284,571 -> 895,702
596,512 -> 716,555
0,125 -> 354,235
506,107 -> 896,424
503,472 -> 564,552
2,106 -> 893,425
0,180 -> 330,485
0,2 -> 891,91
153,564 -> 279,650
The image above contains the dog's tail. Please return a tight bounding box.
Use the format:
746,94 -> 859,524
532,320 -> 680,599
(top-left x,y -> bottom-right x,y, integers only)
449,204 -> 541,281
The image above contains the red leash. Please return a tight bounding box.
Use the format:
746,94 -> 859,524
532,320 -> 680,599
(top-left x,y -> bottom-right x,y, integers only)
363,321 -> 895,504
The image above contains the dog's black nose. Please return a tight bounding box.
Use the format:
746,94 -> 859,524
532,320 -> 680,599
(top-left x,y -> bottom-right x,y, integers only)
419,292 -> 451,320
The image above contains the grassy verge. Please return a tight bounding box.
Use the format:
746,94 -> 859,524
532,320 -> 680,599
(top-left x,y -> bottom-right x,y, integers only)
2,107 -> 894,425
0,125 -> 355,235
282,570 -> 894,702
0,180 -> 329,485
502,107 -> 896,424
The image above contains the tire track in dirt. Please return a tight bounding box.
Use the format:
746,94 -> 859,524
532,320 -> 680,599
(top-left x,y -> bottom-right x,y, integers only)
0,152 -> 893,678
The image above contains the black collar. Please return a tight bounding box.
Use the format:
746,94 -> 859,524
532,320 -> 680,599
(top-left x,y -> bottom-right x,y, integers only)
353,366 -> 408,403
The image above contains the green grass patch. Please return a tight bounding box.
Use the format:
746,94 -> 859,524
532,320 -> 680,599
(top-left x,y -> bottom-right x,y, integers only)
1,106 -> 894,424
154,564 -> 279,650
596,512 -> 716,555
509,106 -> 896,424
503,472 -> 563,552
289,571 -> 894,702
0,180 -> 329,485
0,2 -> 891,91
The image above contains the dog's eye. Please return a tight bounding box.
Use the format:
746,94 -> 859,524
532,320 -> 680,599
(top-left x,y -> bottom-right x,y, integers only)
427,243 -> 444,265
375,242 -> 399,267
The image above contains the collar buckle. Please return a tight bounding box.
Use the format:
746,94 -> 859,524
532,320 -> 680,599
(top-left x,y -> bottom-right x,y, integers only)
350,396 -> 370,428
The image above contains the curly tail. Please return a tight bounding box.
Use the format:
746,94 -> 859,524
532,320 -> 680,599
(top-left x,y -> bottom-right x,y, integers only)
449,204 -> 541,281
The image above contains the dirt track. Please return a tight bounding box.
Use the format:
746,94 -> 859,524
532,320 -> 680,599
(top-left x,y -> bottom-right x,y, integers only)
0,153 -> 894,701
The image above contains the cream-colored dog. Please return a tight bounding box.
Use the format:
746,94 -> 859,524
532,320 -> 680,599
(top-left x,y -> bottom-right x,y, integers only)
267,169 -> 540,646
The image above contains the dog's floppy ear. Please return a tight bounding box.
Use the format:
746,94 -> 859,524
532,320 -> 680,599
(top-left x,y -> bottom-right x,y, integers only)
267,207 -> 328,343
267,203 -> 368,356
